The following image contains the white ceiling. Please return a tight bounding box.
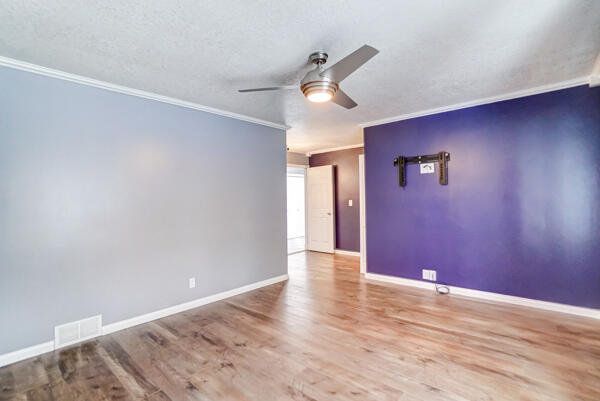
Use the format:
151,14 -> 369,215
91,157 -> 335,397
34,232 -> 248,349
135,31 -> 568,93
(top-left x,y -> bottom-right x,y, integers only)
1,0 -> 599,153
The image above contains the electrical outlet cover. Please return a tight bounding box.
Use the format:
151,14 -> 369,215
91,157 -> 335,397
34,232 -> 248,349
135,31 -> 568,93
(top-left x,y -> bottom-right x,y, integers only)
422,269 -> 437,281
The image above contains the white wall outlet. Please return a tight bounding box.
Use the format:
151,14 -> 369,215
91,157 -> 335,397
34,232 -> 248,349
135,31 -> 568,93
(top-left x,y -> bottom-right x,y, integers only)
348,199 -> 353,206
189,277 -> 196,288
422,269 -> 437,281
420,163 -> 435,174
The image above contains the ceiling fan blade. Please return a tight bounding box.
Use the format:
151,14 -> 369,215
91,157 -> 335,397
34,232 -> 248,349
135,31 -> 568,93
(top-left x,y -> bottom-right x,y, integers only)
320,45 -> 379,83
332,89 -> 358,109
238,85 -> 296,93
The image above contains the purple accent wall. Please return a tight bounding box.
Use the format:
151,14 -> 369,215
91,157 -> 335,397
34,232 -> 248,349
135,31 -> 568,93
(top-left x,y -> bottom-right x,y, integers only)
310,147 -> 364,252
365,85 -> 600,309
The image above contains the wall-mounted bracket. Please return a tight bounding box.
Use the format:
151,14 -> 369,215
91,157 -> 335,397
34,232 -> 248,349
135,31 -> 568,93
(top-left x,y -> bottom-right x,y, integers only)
393,151 -> 450,187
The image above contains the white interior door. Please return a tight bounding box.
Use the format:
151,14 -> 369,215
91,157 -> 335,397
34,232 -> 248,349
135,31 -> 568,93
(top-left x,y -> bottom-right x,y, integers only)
306,165 -> 335,253
359,154 -> 367,273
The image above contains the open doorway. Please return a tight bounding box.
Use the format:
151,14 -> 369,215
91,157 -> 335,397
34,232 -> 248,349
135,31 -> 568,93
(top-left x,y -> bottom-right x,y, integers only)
287,167 -> 306,254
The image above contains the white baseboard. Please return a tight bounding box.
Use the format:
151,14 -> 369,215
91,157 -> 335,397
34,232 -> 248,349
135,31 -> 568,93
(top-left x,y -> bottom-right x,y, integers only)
364,272 -> 600,319
334,249 -> 360,257
103,274 -> 288,334
0,341 -> 54,368
366,273 -> 434,289
0,274 -> 288,368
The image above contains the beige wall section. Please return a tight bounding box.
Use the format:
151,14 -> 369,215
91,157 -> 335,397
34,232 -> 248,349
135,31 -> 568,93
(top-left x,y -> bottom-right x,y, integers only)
287,151 -> 309,166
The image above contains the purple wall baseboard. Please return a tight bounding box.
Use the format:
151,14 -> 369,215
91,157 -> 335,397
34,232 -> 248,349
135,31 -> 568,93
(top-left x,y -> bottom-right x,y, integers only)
310,147 -> 364,252
365,85 -> 600,309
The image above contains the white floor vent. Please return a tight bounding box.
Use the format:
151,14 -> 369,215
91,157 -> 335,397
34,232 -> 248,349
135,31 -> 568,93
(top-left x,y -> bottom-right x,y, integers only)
54,315 -> 102,349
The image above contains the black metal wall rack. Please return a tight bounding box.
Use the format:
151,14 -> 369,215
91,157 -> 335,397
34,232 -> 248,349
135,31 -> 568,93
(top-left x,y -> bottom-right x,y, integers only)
393,151 -> 450,187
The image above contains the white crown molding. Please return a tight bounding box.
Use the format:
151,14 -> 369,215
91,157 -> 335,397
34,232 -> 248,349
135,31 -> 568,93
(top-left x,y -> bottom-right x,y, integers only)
0,273 -> 288,368
0,56 -> 290,131
359,77 -> 589,128
364,272 -> 600,320
306,143 -> 364,157
334,249 -> 360,257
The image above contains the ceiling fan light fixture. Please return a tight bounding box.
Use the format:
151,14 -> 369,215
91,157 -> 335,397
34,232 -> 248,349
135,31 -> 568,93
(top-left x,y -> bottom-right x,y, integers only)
301,81 -> 338,104
239,45 -> 379,110
306,90 -> 333,103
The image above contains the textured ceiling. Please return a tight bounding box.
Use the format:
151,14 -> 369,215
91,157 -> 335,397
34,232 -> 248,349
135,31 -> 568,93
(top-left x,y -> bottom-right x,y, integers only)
1,0 -> 599,153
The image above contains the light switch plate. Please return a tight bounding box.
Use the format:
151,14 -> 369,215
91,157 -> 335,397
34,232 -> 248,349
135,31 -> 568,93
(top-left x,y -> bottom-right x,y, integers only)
348,199 -> 353,206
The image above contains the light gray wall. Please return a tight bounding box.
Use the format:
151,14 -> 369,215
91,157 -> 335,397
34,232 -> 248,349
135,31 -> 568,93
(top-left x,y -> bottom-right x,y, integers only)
0,67 -> 287,354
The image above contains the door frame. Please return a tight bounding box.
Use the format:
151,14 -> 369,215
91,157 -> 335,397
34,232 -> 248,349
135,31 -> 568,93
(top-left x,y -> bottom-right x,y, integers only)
286,164 -> 308,253
359,154 -> 367,274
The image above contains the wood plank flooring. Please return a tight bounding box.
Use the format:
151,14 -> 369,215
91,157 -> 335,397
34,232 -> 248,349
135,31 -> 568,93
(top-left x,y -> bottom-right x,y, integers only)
1,251 -> 599,400
287,237 -> 305,254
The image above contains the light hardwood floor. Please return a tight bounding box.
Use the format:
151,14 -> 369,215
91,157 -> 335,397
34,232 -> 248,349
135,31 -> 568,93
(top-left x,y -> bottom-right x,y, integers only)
1,251 -> 599,400
287,237 -> 305,254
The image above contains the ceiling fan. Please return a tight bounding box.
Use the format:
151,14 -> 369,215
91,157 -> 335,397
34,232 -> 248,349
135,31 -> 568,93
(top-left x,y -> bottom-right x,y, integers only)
238,45 -> 379,109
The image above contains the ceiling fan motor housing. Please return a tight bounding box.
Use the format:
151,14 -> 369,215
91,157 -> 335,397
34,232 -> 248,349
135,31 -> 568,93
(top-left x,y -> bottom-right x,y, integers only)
300,67 -> 338,99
